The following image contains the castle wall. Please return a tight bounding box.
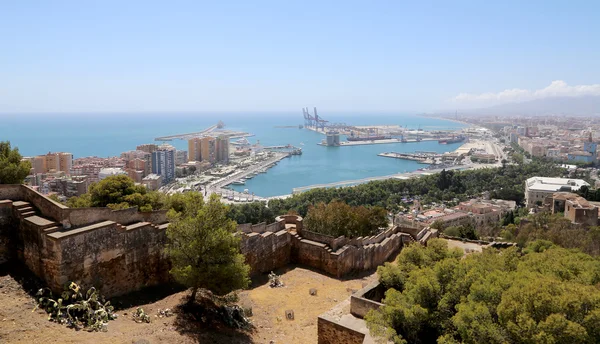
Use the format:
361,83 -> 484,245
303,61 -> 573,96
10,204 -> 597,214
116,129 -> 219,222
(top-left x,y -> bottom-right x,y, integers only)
0,200 -> 13,264
317,317 -> 365,344
243,215 -> 410,278
45,221 -> 170,297
240,229 -> 291,275
1,185 -> 415,298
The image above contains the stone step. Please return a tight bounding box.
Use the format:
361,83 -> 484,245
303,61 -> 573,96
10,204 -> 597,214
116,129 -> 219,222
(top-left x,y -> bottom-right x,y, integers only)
17,206 -> 34,213
20,211 -> 36,218
12,201 -> 31,209
23,215 -> 58,231
43,226 -> 61,234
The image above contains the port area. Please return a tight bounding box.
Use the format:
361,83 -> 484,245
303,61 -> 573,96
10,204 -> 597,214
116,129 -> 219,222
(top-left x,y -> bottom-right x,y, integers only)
204,152 -> 290,202
317,137 -> 438,146
378,151 -> 441,164
154,122 -> 254,141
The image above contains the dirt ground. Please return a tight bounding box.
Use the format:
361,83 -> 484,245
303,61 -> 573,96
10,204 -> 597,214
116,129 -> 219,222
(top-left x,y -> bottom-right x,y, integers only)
0,264 -> 377,344
446,238 -> 484,254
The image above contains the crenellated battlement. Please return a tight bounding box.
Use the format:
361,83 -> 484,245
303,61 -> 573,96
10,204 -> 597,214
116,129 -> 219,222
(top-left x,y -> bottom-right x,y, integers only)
0,185 -> 432,298
239,214 -> 416,278
0,185 -> 170,297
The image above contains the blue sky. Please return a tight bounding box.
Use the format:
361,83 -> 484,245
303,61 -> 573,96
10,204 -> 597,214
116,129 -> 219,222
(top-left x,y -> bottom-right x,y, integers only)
1,0 -> 599,113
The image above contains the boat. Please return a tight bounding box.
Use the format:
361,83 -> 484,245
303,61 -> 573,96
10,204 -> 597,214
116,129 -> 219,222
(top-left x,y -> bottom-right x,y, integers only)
231,180 -> 245,185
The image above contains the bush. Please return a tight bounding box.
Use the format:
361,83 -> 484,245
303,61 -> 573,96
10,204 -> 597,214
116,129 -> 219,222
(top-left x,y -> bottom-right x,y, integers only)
34,282 -> 117,332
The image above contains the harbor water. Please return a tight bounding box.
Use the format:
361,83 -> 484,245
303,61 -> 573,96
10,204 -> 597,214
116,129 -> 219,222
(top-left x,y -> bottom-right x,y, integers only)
0,112 -> 467,197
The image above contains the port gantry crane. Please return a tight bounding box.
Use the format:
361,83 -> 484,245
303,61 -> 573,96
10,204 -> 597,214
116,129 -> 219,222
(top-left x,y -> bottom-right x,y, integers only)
312,107 -> 329,131
302,107 -> 315,127
301,107 -> 330,131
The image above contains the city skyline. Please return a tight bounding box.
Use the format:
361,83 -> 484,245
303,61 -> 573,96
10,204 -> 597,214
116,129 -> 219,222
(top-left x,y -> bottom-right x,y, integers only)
1,1 -> 599,113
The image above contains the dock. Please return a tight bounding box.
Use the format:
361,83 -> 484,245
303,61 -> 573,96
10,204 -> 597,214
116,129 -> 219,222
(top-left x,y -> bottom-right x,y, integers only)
317,138 -> 438,146
155,123 -> 253,141
378,152 -> 440,164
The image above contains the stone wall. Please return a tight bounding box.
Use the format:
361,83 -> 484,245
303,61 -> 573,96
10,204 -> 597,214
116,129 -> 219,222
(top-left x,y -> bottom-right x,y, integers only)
66,207 -> 167,227
0,200 -> 13,264
317,317 -> 365,344
2,185 -> 412,298
0,185 -> 170,297
350,282 -> 384,318
45,222 -> 170,297
241,215 -> 411,278
240,229 -> 291,275
0,184 -> 67,222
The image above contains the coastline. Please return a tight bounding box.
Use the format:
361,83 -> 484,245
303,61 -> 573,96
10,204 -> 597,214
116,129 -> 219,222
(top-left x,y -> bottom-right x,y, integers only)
416,114 -> 475,128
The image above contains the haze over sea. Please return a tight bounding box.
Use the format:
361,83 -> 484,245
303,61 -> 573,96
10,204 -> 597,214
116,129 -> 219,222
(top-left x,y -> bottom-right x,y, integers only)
1,112 -> 467,197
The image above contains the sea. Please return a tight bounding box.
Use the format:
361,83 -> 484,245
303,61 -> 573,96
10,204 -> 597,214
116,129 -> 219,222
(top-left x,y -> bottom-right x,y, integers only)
0,112 -> 467,197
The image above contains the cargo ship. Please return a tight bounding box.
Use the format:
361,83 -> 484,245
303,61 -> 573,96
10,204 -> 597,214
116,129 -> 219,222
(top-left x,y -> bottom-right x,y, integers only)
438,135 -> 466,144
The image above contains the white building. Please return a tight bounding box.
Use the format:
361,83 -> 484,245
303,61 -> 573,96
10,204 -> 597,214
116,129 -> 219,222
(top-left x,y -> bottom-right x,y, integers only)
98,167 -> 127,181
525,177 -> 589,208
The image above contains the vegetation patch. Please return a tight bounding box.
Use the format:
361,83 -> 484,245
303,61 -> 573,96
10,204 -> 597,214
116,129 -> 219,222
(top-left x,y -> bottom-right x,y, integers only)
303,200 -> 388,238
367,239 -> 600,343
34,282 -> 117,332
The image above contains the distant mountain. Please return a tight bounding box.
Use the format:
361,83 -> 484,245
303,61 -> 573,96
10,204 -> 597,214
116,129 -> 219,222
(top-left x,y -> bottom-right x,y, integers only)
456,96 -> 600,117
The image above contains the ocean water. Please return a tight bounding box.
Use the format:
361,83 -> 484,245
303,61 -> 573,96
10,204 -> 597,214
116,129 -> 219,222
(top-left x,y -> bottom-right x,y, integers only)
0,112 -> 466,196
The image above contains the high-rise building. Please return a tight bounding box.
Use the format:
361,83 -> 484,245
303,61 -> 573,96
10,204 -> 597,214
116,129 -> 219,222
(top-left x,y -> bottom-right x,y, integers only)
188,138 -> 202,162
136,144 -> 159,154
188,136 -> 227,164
216,136 -> 230,164
175,150 -> 188,165
201,137 -> 217,163
31,152 -> 73,174
152,146 -> 176,184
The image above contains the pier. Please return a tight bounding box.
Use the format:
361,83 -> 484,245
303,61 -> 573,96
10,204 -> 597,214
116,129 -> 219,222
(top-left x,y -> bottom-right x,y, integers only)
204,152 -> 290,202
378,151 -> 441,164
154,123 -> 253,141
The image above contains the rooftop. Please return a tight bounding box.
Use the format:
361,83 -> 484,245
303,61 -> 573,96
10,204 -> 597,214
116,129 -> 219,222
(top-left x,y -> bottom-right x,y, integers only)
526,177 -> 589,192
143,174 -> 162,181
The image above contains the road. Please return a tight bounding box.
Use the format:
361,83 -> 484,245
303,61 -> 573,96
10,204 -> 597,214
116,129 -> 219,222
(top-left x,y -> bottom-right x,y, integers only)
204,152 -> 289,202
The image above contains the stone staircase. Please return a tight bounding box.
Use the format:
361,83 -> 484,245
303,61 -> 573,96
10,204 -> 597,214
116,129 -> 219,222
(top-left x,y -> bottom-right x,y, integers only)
8,200 -> 63,234
12,201 -> 37,219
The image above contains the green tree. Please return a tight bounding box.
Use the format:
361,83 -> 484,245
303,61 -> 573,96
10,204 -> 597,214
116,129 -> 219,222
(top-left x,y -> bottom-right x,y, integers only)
303,200 -> 387,238
67,175 -> 164,211
165,193 -> 250,303
0,141 -> 31,184
367,240 -> 600,343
